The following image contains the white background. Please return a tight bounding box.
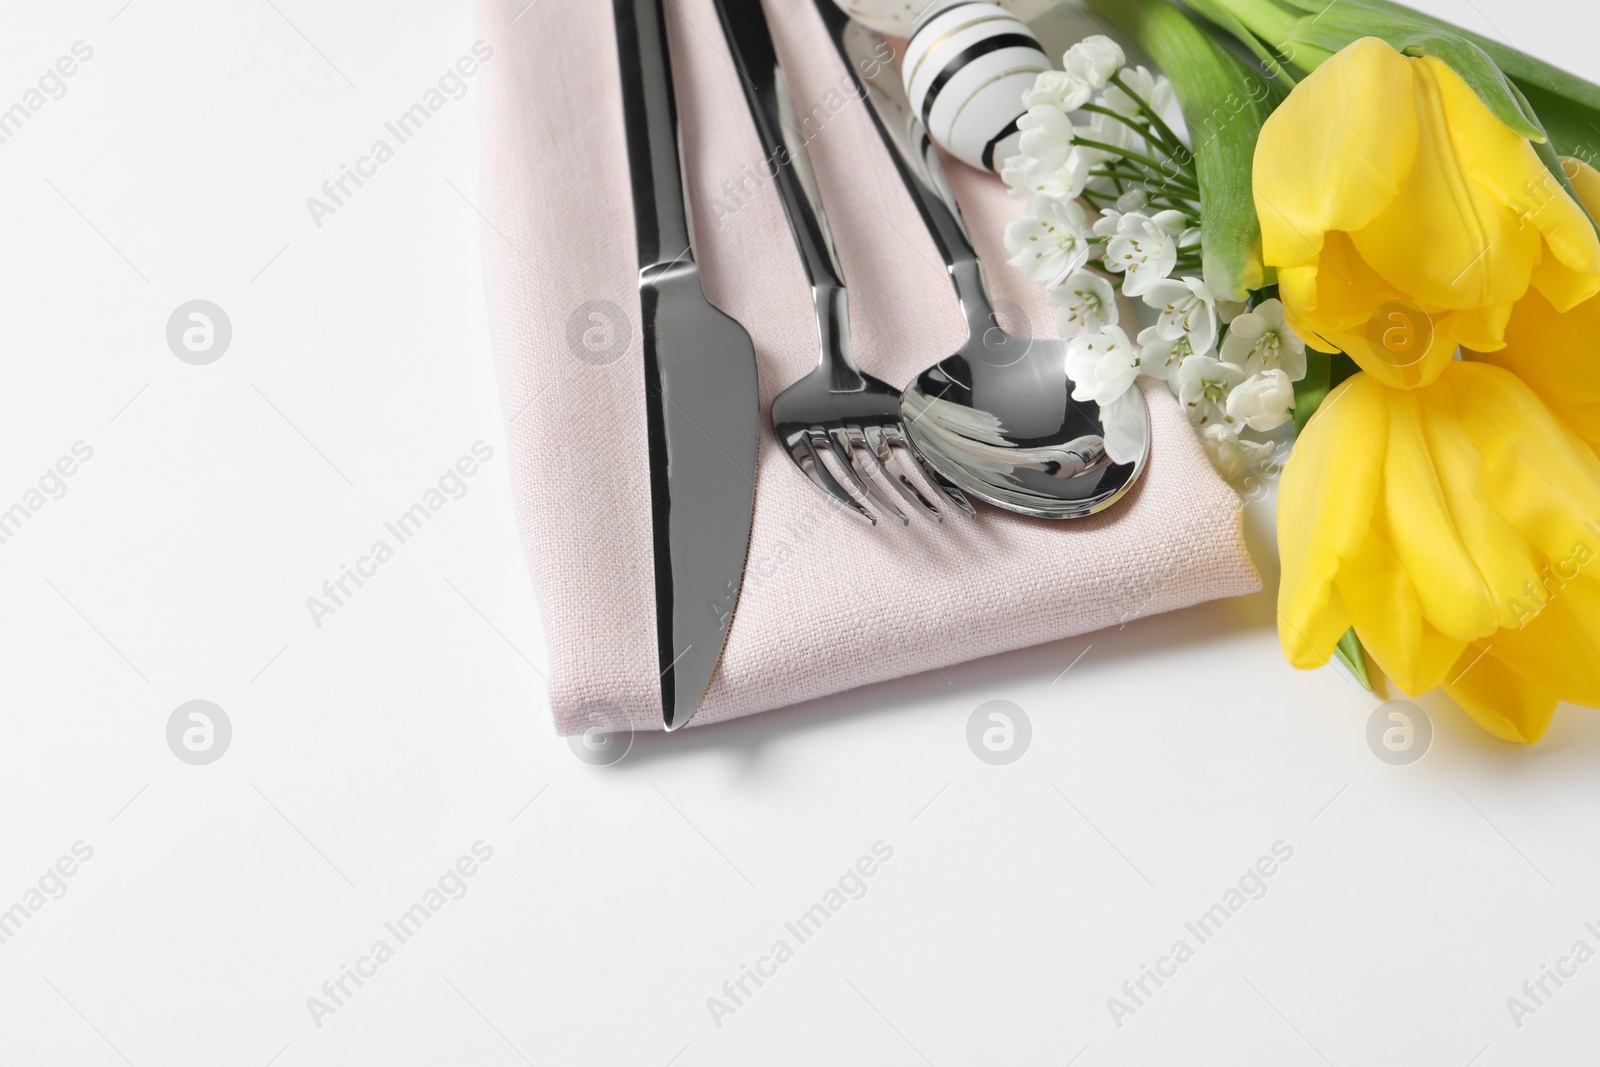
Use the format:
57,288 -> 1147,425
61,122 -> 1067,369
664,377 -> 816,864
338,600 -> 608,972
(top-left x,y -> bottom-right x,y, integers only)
2,1 -> 1598,1064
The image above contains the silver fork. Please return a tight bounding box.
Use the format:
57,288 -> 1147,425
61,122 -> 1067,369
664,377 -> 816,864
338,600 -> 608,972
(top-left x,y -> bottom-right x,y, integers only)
711,0 -> 973,526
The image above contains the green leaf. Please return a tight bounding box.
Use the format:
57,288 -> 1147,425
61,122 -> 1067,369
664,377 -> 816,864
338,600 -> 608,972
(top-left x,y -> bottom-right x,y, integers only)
1291,349 -> 1329,434
1398,33 -> 1545,142
1334,628 -> 1374,690
1274,4 -> 1415,63
1516,78 -> 1600,160
1180,0 -> 1298,85
1341,0 -> 1600,118
1087,0 -> 1273,299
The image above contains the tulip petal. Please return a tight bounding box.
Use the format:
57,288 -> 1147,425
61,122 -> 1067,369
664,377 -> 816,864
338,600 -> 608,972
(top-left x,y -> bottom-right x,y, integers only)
1449,362 -> 1600,564
1351,58 -> 1540,316
1474,285 -> 1600,446
1487,577 -> 1600,706
1472,159 -> 1600,447
1420,386 -> 1544,631
1277,363 -> 1600,732
1276,375 -> 1385,668
1335,521 -> 1467,693
1282,232 -> 1466,389
1257,40 -> 1600,396
1428,59 -> 1600,311
1443,645 -> 1560,743
1528,247 -> 1600,314
1380,389 -> 1499,641
1254,37 -> 1417,272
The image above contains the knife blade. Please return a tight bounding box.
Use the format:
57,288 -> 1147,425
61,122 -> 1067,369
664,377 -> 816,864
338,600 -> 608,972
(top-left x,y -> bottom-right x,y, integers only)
612,0 -> 760,730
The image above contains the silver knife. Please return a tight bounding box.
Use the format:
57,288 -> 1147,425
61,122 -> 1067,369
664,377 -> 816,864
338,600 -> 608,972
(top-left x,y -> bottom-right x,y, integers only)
612,0 -> 760,730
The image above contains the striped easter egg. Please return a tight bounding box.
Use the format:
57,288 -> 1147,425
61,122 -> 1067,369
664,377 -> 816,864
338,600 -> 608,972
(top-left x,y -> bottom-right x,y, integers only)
900,1 -> 1050,173
831,0 -> 1056,36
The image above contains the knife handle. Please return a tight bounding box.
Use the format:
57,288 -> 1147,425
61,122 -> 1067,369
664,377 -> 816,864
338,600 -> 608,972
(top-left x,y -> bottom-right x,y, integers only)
614,0 -> 694,271
711,0 -> 847,295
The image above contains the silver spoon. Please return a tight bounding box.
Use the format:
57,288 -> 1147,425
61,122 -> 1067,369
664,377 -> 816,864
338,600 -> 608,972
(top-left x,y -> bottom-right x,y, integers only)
818,3 -> 1150,519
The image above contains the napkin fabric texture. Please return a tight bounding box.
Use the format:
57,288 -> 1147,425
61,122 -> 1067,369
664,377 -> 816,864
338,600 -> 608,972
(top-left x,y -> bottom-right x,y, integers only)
477,0 -> 1261,733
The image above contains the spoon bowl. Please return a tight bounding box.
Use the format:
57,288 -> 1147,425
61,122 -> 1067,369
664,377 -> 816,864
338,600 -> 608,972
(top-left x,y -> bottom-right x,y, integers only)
901,331 -> 1149,520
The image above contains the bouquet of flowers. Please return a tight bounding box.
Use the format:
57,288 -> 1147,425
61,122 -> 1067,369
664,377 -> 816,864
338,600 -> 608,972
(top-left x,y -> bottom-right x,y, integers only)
989,0 -> 1600,743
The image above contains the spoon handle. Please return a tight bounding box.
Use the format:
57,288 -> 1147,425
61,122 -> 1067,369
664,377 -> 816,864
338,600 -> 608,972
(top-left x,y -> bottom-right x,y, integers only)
815,1 -> 998,335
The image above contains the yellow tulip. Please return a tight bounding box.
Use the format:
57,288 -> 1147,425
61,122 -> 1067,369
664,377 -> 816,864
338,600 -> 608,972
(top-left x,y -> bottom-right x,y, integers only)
1470,158 -> 1600,448
1253,37 -> 1600,389
1278,360 -> 1600,742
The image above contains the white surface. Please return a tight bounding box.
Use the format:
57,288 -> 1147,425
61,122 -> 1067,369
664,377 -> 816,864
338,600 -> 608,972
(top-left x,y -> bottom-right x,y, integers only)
1,1 -> 1598,1065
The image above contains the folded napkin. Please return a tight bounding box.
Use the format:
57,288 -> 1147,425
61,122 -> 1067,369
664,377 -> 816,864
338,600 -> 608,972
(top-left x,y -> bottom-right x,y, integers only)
477,0 -> 1260,733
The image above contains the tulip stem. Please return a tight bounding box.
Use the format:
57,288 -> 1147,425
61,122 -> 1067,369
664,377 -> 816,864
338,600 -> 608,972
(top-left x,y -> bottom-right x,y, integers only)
1106,72 -> 1194,167
1206,0 -> 1301,59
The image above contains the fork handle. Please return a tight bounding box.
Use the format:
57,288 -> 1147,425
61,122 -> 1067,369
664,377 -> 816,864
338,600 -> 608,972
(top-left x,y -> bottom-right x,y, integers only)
711,0 -> 848,299
614,0 -> 694,271
814,1 -> 999,337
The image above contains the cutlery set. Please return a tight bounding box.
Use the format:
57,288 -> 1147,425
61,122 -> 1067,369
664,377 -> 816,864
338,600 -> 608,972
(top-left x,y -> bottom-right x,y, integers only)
610,0 -> 1151,727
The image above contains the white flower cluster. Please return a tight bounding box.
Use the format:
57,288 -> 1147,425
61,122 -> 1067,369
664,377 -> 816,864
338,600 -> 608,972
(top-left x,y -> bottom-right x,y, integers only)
1000,36 -> 1308,483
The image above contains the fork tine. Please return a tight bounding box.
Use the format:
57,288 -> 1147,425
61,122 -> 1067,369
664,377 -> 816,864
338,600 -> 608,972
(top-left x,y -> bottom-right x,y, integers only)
889,425 -> 978,518
827,427 -> 908,527
791,432 -> 876,525
862,424 -> 942,522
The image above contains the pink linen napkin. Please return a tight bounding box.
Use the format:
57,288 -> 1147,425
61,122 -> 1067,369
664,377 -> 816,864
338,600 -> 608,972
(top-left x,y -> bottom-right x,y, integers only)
476,0 -> 1261,733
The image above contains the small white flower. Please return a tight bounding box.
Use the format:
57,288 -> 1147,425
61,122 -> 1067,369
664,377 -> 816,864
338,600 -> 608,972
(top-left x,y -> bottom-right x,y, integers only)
1101,386 -> 1147,466
1149,209 -> 1188,234
1066,324 -> 1140,405
1141,276 -> 1218,355
1215,296 -> 1247,325
1064,36 -> 1125,91
1072,109 -> 1132,167
1005,196 -> 1091,285
1219,298 -> 1307,380
1091,207 -> 1122,238
1017,105 -> 1078,172
1003,106 -> 1090,201
1000,152 -> 1034,199
1103,66 -> 1174,121
1033,155 -> 1092,201
1115,188 -> 1151,214
1199,423 -> 1280,483
1047,270 -> 1118,338
1023,70 -> 1092,112
1103,211 -> 1181,297
1135,324 -> 1197,381
1173,354 -> 1246,427
1226,369 -> 1296,431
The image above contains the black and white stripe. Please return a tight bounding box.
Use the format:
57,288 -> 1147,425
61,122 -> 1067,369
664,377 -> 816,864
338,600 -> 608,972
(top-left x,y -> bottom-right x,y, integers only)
902,1 -> 1048,173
